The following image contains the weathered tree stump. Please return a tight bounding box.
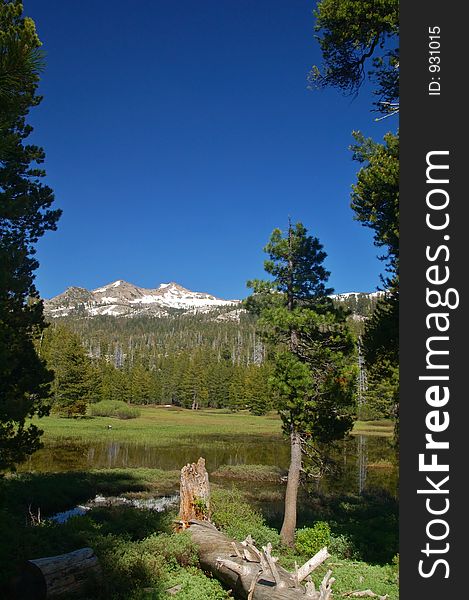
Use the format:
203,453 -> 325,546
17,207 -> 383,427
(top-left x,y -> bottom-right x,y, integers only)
11,547 -> 101,599
178,457 -> 211,524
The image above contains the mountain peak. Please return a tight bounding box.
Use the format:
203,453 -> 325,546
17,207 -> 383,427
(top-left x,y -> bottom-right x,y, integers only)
92,280 -> 135,293
45,279 -> 239,318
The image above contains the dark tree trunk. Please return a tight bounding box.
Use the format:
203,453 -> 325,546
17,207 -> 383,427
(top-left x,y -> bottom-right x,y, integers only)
280,429 -> 302,547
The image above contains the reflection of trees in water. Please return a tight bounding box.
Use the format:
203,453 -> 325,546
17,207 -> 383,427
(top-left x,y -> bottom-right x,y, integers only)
301,435 -> 394,498
20,435 -> 396,499
357,435 -> 368,495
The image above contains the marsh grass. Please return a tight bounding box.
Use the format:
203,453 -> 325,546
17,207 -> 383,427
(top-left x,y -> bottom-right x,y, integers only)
89,400 -> 141,419
0,471 -> 229,599
31,407 -> 285,446
210,487 -> 398,600
211,464 -> 287,482
352,420 -> 394,437
0,466 -> 398,599
31,407 -> 393,445
1,468 -> 179,519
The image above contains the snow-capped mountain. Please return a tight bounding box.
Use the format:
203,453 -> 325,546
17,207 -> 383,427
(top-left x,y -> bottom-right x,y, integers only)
329,291 -> 384,300
44,280 -> 383,320
44,280 -> 240,318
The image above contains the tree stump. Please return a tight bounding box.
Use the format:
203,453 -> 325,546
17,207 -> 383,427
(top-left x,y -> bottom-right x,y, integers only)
11,547 -> 101,599
178,457 -> 211,524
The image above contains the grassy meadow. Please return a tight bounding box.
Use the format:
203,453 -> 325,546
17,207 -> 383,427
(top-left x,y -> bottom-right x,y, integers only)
31,406 -> 393,445
0,409 -> 397,598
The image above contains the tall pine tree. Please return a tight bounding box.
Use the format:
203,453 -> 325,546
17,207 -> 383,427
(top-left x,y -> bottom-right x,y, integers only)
42,325 -> 94,417
247,222 -> 356,546
0,1 -> 61,469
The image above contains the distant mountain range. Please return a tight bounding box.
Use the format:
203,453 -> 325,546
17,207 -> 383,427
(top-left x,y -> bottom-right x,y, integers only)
43,280 -> 383,319
44,280 -> 240,318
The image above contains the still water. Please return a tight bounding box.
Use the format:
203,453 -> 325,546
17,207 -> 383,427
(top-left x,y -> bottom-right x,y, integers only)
21,433 -> 397,501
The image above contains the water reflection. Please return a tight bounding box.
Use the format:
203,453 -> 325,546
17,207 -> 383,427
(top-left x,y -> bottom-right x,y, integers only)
21,434 -> 397,498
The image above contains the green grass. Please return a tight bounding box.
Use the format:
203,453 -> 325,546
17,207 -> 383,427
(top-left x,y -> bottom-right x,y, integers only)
0,459 -> 398,599
0,469 -> 180,520
30,406 -> 394,444
211,487 -> 398,600
211,464 -> 287,481
89,400 -> 141,419
351,419 -> 394,437
31,407 -> 283,445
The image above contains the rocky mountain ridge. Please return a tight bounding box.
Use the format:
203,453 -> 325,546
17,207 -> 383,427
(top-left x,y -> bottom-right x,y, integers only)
44,280 -> 240,318
44,280 -> 384,319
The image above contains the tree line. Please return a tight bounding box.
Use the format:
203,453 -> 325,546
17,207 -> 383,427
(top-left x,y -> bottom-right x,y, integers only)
39,322 -> 273,416
38,292 -> 379,419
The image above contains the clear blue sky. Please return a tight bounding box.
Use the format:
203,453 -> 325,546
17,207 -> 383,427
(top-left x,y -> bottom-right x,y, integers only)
27,0 -> 394,300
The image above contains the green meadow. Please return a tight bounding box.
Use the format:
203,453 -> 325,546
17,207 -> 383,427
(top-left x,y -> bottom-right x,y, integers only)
32,406 -> 393,445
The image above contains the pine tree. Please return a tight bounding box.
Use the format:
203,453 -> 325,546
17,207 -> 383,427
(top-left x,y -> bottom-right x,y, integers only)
247,221 -> 356,546
351,131 -> 399,437
0,1 -> 61,469
244,363 -> 273,415
43,325 -> 94,417
130,362 -> 154,405
311,0 -> 399,114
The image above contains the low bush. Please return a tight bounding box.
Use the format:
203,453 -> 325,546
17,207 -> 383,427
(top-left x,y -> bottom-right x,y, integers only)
88,505 -> 171,541
211,487 -> 280,548
162,566 -> 232,599
89,401 -> 140,419
329,533 -> 359,560
140,532 -> 199,569
295,521 -> 331,557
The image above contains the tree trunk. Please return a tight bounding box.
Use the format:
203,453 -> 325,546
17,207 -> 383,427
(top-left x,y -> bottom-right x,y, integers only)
10,547 -> 101,599
280,429 -> 302,547
178,457 -> 211,524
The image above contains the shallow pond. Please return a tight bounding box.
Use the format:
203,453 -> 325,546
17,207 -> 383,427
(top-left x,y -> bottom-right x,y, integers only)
21,433 -> 397,500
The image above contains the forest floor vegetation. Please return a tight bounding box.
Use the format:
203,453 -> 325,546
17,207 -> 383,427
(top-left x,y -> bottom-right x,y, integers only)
0,474 -> 398,599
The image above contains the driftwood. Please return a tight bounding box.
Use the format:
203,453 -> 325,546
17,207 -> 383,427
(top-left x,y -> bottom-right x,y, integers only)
11,547 -> 101,599
188,520 -> 332,599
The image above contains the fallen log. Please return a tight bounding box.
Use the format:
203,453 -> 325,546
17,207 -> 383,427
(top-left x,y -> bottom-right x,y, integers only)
10,547 -> 101,599
178,459 -> 333,599
188,519 -> 332,599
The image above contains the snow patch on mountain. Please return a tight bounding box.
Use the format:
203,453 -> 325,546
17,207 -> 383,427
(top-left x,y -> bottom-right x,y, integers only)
330,291 -> 384,299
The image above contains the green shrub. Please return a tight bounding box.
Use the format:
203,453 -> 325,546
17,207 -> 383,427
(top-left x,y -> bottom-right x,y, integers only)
87,505 -> 171,541
329,533 -> 359,560
140,532 -> 199,569
92,534 -> 162,597
115,405 -> 141,419
211,464 -> 286,482
89,401 -> 141,419
211,487 -> 279,548
162,566 -> 232,599
295,522 -> 331,557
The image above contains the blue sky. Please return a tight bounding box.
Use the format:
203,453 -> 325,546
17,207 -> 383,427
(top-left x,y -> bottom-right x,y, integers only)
27,0 -> 395,300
